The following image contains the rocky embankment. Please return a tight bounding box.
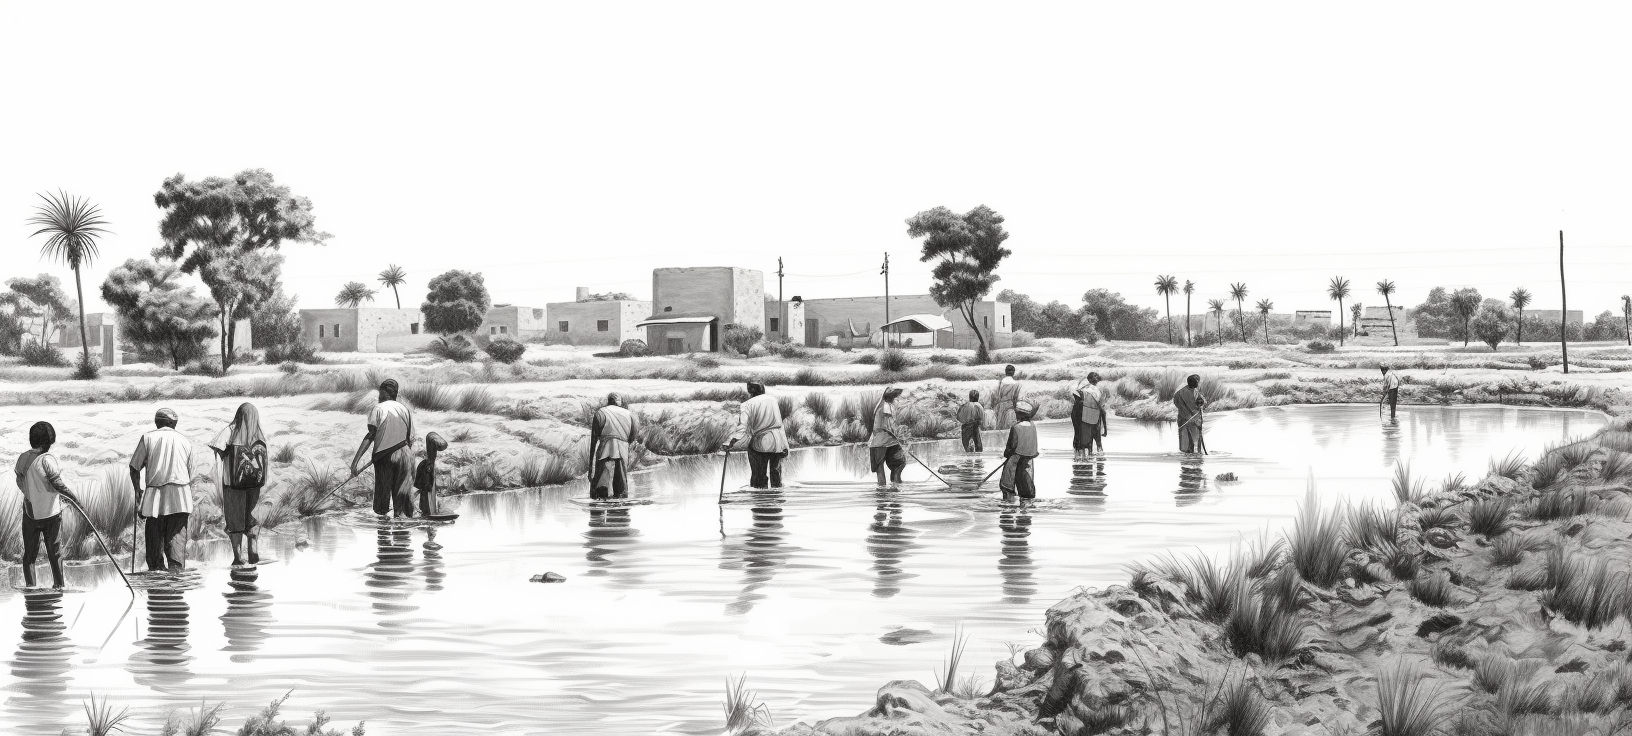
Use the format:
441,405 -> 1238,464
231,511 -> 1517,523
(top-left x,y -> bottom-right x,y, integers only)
775,414 -> 1632,736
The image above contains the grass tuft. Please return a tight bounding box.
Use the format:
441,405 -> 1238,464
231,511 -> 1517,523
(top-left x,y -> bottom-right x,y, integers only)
1288,481 -> 1347,589
84,692 -> 133,736
722,674 -> 774,735
1375,661 -> 1451,736
1489,450 -> 1528,481
933,625 -> 971,694
1407,572 -> 1460,607
1466,497 -> 1513,537
1391,461 -> 1427,505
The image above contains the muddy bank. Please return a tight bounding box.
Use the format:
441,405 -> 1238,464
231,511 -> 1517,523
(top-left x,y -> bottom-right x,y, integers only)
773,411 -> 1632,735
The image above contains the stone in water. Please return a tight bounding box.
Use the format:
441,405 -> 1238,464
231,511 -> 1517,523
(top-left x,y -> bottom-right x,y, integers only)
531,572 -> 566,583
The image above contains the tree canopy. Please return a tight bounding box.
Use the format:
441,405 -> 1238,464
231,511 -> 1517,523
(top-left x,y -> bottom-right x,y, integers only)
101,259 -> 220,369
996,289 -> 1099,342
1080,289 -> 1160,341
6,274 -> 75,346
422,270 -> 491,335
907,205 -> 1011,361
335,281 -> 377,308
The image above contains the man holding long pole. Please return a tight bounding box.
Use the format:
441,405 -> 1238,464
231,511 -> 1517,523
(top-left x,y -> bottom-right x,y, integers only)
724,382 -> 788,489
1173,374 -> 1207,454
1380,366 -> 1401,421
15,421 -> 81,589
352,379 -> 415,518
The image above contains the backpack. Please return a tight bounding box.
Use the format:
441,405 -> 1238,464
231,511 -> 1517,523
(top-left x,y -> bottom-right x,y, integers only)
228,441 -> 267,490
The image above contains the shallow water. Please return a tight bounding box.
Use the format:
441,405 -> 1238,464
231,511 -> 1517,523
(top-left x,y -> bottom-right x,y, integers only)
0,405 -> 1605,735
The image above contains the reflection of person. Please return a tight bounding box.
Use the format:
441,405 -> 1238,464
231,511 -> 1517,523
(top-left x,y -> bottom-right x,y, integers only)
352,379 -> 415,517
956,390 -> 985,452
220,567 -> 272,656
725,382 -> 789,489
1174,375 -> 1206,454
1381,366 -> 1401,420
998,507 -> 1035,604
1176,461 -> 1208,506
130,408 -> 194,573
588,393 -> 638,499
721,488 -> 788,615
869,387 -> 907,489
866,492 -> 915,599
1072,372 -> 1108,458
414,432 -> 448,516
15,422 -> 80,589
994,365 -> 1021,429
1000,401 -> 1040,502
208,402 -> 267,566
12,590 -> 72,704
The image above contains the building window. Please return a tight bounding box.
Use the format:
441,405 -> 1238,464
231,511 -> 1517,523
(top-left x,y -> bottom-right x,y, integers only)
334,324 -> 342,338
1001,315 -> 1007,328
319,325 -> 325,338
558,321 -> 570,333
501,326 -> 508,334
769,317 -> 779,332
597,320 -> 609,332
490,326 -> 498,335
983,316 -> 989,328
411,323 -> 420,334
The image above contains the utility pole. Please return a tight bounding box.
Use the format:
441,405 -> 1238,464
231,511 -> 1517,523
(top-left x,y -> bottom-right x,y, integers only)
881,252 -> 890,348
1560,230 -> 1569,374
777,257 -> 784,304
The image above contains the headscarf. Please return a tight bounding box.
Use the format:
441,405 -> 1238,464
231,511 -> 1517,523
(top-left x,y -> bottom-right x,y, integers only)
210,402 -> 266,451
425,431 -> 448,453
606,392 -> 624,407
379,379 -> 400,400
746,382 -> 766,396
882,385 -> 903,401
1186,374 -> 1201,388
155,408 -> 179,425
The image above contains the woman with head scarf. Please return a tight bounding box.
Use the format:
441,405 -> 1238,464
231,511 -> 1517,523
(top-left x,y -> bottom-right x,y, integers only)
209,402 -> 268,566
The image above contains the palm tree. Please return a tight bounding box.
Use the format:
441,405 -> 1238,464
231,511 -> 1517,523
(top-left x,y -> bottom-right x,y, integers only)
335,281 -> 377,308
1228,283 -> 1249,342
28,191 -> 109,375
1376,280 -> 1399,346
1622,295 -> 1631,347
378,264 -> 408,309
1183,280 -> 1196,347
1327,276 -> 1352,347
1207,299 -> 1226,345
1256,298 -> 1274,343
1154,275 -> 1178,344
1351,302 -> 1363,338
1510,287 -> 1532,344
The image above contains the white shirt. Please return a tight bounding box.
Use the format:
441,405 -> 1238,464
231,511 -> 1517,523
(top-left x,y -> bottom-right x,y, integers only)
15,450 -> 68,519
367,399 -> 414,452
1383,373 -> 1402,390
130,427 -> 195,517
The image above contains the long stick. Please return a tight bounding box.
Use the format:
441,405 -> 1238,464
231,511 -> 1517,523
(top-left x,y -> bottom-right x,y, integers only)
717,449 -> 731,504
316,461 -> 374,509
129,510 -> 138,575
884,431 -> 952,486
977,462 -> 1005,486
61,497 -> 133,593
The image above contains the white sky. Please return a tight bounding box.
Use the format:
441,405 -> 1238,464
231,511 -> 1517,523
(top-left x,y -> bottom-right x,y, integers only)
3,2 -> 1630,320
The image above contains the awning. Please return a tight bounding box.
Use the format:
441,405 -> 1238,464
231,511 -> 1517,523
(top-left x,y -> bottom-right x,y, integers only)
635,316 -> 717,328
881,314 -> 953,333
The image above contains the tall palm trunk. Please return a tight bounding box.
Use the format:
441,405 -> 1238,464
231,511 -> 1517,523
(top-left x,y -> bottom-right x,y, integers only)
1383,296 -> 1398,346
1336,298 -> 1345,346
1235,299 -> 1246,342
1164,295 -> 1173,344
72,267 -> 91,368
1516,307 -> 1524,344
391,285 -> 401,309
1185,294 -> 1192,347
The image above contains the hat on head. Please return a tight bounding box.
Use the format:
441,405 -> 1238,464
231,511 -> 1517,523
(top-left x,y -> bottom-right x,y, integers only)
380,378 -> 399,393
155,408 -> 178,423
426,431 -> 448,452
607,392 -> 623,407
1015,400 -> 1036,415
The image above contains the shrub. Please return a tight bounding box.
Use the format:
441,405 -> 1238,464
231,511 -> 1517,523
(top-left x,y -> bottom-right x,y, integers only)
1010,330 -> 1037,347
264,339 -> 320,364
484,337 -> 526,364
278,361 -> 302,374
1375,662 -> 1451,736
929,353 -> 965,365
427,334 -> 479,362
1288,490 -> 1347,588
20,342 -> 67,367
72,353 -> 100,380
1408,572 -> 1459,607
990,350 -> 1047,365
877,348 -> 913,372
721,323 -> 763,356
618,339 -> 649,357
1306,340 -> 1335,354
1466,497 -> 1512,537
691,354 -> 721,369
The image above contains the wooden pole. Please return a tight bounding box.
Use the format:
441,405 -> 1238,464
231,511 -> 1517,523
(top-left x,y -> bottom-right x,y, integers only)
881,253 -> 891,348
1560,230 -> 1569,375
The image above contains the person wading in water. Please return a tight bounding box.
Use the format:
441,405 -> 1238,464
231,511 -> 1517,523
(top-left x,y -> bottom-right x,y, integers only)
1380,365 -> 1401,421
352,379 -> 415,518
1174,374 -> 1207,454
1071,371 -> 1108,458
957,390 -> 986,452
994,365 -> 1021,429
208,402 -> 268,566
130,408 -> 194,573
869,387 -> 907,489
415,431 -> 449,515
588,393 -> 638,500
15,421 -> 81,589
1000,400 -> 1040,504
724,382 -> 789,489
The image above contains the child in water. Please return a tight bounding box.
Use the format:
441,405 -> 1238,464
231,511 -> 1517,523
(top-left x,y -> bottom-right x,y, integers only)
957,390 -> 985,452
1000,400 -> 1039,503
414,432 -> 448,517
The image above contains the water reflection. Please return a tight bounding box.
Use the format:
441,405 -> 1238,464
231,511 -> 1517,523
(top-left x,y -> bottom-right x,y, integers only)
6,591 -> 74,730
221,567 -> 272,660
997,508 -> 1035,604
366,527 -> 419,622
866,491 -> 918,598
423,528 -> 446,593
128,587 -> 192,687
1067,458 -> 1107,499
1176,461 -> 1209,506
720,489 -> 790,615
1381,419 -> 1402,469
582,508 -> 644,588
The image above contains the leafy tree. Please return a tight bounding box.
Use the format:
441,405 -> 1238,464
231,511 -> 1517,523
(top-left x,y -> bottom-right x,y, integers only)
1450,288 -> 1483,346
1472,303 -> 1516,351
421,270 -> 491,335
998,289 -> 1097,341
721,323 -> 763,355
1327,277 -> 1351,346
1351,302 -> 1363,337
1229,283 -> 1249,342
1510,287 -> 1532,343
1376,280 -> 1399,346
100,259 -> 220,369
153,169 -> 329,372
7,274 -> 75,347
1256,299 -> 1274,343
484,337 -> 526,364
1154,275 -> 1178,344
1207,299 -> 1226,345
27,191 -> 109,376
1182,280 -> 1196,347
1080,289 -> 1159,341
335,281 -> 377,308
905,205 -> 1012,363
0,293 -> 29,355
377,264 -> 407,308
996,289 -> 1040,333
251,287 -> 315,362
1586,310 -> 1624,341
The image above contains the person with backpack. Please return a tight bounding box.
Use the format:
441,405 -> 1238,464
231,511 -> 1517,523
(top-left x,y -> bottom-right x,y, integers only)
15,421 -> 81,589
209,402 -> 268,567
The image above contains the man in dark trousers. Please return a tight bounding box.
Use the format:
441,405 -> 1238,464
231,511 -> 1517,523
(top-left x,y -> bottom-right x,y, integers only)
352,379 -> 416,517
957,390 -> 986,452
1173,374 -> 1206,454
589,393 -> 639,499
724,382 -> 790,489
130,408 -> 194,572
1381,366 -> 1401,420
16,421 -> 80,588
1000,400 -> 1040,503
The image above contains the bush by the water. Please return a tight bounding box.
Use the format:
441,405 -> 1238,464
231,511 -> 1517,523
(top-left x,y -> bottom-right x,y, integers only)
877,348 -> 914,372
1306,340 -> 1335,354
20,342 -> 67,367
618,339 -> 649,357
428,334 -> 478,362
484,337 -> 526,364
